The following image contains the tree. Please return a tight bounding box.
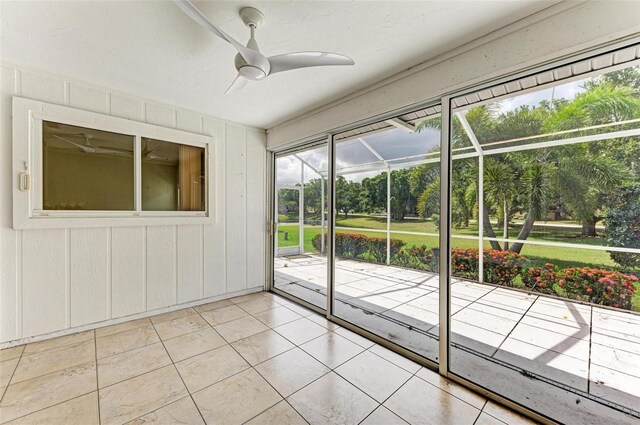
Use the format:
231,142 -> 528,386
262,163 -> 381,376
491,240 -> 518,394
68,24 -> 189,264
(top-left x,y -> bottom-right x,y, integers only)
335,176 -> 361,217
604,184 -> 640,269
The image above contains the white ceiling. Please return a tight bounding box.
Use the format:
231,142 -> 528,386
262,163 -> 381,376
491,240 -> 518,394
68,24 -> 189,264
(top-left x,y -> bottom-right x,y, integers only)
1,1 -> 559,129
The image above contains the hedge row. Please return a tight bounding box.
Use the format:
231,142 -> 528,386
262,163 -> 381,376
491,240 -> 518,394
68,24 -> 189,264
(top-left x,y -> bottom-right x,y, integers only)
312,232 -> 637,310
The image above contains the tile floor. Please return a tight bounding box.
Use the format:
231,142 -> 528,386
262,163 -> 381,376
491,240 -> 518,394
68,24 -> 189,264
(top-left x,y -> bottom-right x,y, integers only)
274,255 -> 640,411
0,291 -> 537,425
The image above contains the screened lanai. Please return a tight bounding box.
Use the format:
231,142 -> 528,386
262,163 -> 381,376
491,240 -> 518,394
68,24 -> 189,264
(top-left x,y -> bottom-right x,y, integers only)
274,46 -> 640,423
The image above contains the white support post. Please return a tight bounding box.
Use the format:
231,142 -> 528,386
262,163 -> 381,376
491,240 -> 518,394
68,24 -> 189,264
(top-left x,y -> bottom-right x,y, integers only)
386,165 -> 391,266
300,162 -> 304,255
321,176 -> 325,254
456,111 -> 485,283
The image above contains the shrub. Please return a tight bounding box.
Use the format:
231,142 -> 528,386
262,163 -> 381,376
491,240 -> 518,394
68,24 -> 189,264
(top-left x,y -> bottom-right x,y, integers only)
391,245 -> 439,272
604,184 -> 640,269
561,267 -> 637,310
451,248 -> 526,286
521,263 -> 557,295
311,232 -> 404,263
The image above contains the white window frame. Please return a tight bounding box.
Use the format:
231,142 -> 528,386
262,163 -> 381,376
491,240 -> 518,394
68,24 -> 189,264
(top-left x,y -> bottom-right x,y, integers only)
12,97 -> 215,229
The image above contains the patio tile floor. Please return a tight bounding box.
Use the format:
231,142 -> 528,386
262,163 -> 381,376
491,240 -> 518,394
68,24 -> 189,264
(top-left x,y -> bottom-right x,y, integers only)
275,254 -> 640,417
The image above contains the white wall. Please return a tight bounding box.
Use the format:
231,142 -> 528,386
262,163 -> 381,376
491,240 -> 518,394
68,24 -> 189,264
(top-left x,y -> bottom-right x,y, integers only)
266,0 -> 640,148
0,65 -> 267,345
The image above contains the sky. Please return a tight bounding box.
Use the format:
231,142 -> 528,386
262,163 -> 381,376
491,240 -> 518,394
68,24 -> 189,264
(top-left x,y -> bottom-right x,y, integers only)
276,74 -> 595,186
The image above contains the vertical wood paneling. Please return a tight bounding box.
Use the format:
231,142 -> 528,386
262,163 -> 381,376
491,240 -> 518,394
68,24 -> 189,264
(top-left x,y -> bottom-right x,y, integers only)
145,103 -> 175,127
111,227 -> 145,317
22,229 -> 67,337
1,66 -> 19,341
246,130 -> 266,289
146,225 -> 176,310
203,118 -> 226,297
19,71 -> 65,104
225,124 -> 247,293
68,84 -> 108,114
177,225 -> 202,303
1,66 -> 267,344
110,93 -> 144,121
69,228 -> 109,326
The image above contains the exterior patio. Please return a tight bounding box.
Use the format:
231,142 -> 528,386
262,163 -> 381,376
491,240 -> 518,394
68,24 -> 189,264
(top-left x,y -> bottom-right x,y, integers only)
274,254 -> 640,417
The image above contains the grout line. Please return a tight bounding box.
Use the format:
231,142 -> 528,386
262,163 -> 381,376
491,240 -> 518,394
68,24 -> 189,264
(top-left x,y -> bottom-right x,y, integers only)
490,294 -> 539,357
147,318 -> 208,425
0,347 -> 26,404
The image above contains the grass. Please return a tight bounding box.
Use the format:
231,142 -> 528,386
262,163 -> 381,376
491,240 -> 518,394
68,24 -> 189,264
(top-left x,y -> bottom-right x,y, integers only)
277,214 -> 640,311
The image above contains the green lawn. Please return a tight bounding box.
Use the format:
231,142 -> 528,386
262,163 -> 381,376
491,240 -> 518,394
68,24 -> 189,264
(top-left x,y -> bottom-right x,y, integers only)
277,214 -> 640,310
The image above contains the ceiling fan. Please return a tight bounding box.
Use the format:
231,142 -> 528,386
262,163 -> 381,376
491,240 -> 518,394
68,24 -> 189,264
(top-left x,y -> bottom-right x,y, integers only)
52,134 -> 133,156
173,0 -> 355,93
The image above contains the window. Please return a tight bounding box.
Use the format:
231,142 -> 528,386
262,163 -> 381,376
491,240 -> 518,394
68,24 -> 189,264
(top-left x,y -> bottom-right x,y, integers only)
13,98 -> 214,229
141,138 -> 205,212
43,121 -> 135,211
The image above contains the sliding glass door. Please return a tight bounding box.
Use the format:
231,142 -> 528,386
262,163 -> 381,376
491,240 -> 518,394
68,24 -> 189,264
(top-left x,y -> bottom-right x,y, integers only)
273,142 -> 329,309
270,44 -> 640,424
330,106 -> 443,362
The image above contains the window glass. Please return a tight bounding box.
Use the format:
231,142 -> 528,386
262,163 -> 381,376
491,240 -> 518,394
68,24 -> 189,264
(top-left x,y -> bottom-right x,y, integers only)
142,138 -> 205,211
43,121 -> 134,210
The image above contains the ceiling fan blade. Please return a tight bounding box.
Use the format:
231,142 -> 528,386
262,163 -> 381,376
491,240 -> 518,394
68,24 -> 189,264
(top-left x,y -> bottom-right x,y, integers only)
173,0 -> 261,65
268,52 -> 354,75
225,74 -> 248,94
52,134 -> 93,152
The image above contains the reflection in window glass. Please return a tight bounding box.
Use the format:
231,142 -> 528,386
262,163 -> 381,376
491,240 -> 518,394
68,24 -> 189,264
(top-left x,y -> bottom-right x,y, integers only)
43,121 -> 134,210
142,138 -> 205,211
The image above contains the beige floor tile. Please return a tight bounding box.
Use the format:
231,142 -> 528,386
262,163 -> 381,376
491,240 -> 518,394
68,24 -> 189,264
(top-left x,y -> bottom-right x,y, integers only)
384,376 -> 481,425
274,318 -> 327,345
335,350 -> 412,403
95,318 -> 152,338
283,303 -> 316,317
163,328 -> 227,362
175,345 -> 249,393
193,299 -> 233,314
0,362 -> 96,423
127,396 -> 204,425
0,358 -> 19,388
0,347 -> 24,363
99,365 -> 188,425
254,348 -> 329,397
475,412 -> 506,425
360,406 -> 408,425
23,330 -> 94,355
307,314 -> 341,331
150,308 -> 196,325
98,342 -> 172,388
200,304 -> 249,326
288,372 -> 378,425
0,386 -> 5,400
11,340 -> 95,384
214,316 -> 269,343
229,293 -> 266,304
193,368 -> 281,424
236,297 -> 280,315
96,325 -> 159,359
333,327 -> 375,348
253,306 -> 302,328
245,400 -> 306,425
482,401 -> 537,425
3,391 -> 99,425
300,332 -> 365,369
231,330 -> 295,366
153,314 -> 209,341
367,345 -> 421,374
415,367 -> 486,409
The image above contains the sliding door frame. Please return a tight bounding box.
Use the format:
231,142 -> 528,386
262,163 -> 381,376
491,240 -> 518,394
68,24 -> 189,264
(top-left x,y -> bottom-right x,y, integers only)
266,36 -> 640,425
